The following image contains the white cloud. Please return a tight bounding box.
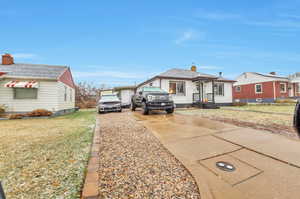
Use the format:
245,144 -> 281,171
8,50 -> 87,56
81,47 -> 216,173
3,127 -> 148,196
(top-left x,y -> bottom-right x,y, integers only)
175,30 -> 203,45
13,53 -> 37,59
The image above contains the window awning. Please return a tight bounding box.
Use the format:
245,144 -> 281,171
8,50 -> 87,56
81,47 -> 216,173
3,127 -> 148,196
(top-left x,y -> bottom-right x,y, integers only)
4,80 -> 39,88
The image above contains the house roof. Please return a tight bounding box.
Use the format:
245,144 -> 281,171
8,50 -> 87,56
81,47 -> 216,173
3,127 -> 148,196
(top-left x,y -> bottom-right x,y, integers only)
158,68 -> 217,79
137,68 -> 235,88
114,85 -> 136,90
250,72 -> 288,80
0,63 -> 68,80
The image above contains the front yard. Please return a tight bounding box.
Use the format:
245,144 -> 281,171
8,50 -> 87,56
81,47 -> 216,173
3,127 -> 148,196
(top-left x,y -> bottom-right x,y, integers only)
0,110 -> 95,199
177,104 -> 297,138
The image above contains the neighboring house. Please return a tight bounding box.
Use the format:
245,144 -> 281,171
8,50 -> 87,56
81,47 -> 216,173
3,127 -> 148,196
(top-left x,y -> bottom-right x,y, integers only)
0,54 -> 76,114
113,85 -> 136,107
289,72 -> 300,98
136,65 -> 235,107
233,72 -> 292,103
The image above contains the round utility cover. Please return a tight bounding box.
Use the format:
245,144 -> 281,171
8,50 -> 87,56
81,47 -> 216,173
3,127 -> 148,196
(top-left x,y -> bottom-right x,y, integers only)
216,161 -> 236,172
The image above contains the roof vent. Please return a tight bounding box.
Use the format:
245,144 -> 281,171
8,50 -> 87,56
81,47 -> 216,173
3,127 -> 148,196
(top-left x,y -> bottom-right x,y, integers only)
2,54 -> 14,65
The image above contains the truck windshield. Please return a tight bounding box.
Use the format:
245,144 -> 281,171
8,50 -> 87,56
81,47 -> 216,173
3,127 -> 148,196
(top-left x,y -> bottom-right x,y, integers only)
143,87 -> 166,93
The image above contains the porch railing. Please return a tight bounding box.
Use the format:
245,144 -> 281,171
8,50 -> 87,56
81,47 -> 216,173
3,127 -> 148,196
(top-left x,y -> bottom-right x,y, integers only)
193,93 -> 213,103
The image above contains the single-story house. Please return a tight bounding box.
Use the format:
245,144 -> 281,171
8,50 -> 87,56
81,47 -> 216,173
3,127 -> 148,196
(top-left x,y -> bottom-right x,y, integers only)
113,85 -> 136,107
0,54 -> 76,114
136,65 -> 235,107
233,72 -> 298,103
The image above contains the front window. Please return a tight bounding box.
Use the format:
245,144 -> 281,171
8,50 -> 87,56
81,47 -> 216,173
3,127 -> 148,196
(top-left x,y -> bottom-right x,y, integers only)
214,83 -> 224,96
255,84 -> 263,93
169,81 -> 185,96
14,88 -> 38,99
280,83 -> 287,93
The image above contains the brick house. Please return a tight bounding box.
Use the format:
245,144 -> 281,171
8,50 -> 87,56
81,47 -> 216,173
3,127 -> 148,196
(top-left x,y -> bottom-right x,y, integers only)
0,54 -> 76,114
289,72 -> 300,97
233,72 -> 294,103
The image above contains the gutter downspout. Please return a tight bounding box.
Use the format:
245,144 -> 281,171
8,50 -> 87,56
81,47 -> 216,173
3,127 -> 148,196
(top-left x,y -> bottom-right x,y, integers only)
273,81 -> 276,101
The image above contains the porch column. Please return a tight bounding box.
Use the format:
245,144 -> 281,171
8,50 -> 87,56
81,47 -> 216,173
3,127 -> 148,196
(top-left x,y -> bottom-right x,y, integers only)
212,80 -> 215,104
198,81 -> 201,102
201,82 -> 204,102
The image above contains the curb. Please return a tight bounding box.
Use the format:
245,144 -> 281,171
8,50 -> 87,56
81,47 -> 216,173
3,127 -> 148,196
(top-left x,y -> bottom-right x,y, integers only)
81,119 -> 100,199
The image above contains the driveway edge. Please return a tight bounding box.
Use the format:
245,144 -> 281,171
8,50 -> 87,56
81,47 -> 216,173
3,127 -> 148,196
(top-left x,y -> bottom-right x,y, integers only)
82,118 -> 100,199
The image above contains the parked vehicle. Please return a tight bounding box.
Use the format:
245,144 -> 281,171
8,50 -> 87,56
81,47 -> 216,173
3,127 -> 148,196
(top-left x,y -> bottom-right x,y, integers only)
131,87 -> 174,115
294,99 -> 300,136
97,94 -> 122,114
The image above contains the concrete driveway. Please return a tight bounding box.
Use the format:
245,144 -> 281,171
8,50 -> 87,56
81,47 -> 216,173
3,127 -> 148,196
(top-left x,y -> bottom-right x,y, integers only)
133,111 -> 300,199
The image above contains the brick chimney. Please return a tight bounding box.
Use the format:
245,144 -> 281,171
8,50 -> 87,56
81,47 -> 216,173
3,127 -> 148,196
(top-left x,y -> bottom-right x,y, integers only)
2,54 -> 14,65
191,65 -> 197,72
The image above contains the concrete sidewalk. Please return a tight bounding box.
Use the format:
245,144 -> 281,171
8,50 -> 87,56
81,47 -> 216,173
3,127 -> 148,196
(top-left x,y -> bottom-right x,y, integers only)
134,112 -> 300,199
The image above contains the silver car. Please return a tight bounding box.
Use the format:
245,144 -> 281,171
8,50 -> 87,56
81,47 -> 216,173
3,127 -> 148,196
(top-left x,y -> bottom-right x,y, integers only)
97,94 -> 122,114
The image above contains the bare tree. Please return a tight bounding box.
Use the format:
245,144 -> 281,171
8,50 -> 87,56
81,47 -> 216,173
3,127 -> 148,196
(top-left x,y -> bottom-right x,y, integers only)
75,82 -> 109,108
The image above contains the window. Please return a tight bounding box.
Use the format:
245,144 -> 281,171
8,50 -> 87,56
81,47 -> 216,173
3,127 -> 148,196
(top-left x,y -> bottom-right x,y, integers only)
255,84 -> 263,93
169,81 -> 185,96
280,83 -> 287,93
14,88 -> 38,99
214,83 -> 224,96
149,82 -> 153,86
235,86 -> 241,92
64,86 -> 67,101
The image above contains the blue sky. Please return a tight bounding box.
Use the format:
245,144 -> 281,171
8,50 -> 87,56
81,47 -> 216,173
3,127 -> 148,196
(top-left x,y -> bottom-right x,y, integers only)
1,0 -> 300,87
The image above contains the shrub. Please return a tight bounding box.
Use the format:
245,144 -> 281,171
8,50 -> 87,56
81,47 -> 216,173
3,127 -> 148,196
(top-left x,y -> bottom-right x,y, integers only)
9,114 -> 24,119
233,102 -> 247,106
275,99 -> 296,104
0,104 -> 6,114
26,109 -> 53,117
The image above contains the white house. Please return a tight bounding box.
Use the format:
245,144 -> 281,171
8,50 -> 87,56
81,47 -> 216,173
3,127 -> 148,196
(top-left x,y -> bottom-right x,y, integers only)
0,54 -> 76,115
136,66 -> 235,107
114,86 -> 136,107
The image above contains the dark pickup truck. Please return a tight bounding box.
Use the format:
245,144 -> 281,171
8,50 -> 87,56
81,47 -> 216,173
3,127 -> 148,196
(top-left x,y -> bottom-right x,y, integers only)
131,87 -> 175,115
294,99 -> 300,136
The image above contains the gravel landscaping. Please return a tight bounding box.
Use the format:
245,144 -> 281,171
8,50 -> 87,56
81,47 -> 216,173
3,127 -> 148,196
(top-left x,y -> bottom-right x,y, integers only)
98,111 -> 200,199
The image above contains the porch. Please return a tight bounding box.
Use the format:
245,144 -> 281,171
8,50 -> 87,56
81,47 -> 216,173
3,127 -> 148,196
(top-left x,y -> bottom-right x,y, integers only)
192,77 -> 219,109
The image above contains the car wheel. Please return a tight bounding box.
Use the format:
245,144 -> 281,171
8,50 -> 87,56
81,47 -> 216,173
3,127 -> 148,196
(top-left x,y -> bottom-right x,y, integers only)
166,108 -> 174,114
119,109 -> 122,112
142,102 -> 149,115
131,102 -> 136,111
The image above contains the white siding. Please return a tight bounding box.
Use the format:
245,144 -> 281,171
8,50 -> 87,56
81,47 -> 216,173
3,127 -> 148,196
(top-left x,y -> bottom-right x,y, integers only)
119,89 -> 135,105
57,82 -> 75,110
160,79 -> 196,104
0,80 -> 59,112
205,82 -> 233,103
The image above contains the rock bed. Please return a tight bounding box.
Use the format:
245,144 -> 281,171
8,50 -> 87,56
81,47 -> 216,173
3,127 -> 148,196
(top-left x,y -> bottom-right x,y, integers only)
98,111 -> 201,199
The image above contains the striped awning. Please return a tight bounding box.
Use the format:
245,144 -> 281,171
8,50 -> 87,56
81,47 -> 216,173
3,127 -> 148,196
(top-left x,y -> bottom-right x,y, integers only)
4,80 -> 39,88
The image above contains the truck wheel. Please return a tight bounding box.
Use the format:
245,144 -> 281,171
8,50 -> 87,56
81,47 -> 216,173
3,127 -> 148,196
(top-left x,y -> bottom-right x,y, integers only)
166,108 -> 174,114
131,103 -> 136,111
142,102 -> 149,115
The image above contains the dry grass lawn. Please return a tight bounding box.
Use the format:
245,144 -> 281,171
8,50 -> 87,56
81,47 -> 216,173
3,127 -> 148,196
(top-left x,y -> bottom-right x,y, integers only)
222,104 -> 295,114
0,110 -> 95,199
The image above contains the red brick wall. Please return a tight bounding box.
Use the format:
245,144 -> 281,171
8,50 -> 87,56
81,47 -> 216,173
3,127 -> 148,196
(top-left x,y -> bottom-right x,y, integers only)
233,81 -> 275,100
274,81 -> 289,98
58,68 -> 75,88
